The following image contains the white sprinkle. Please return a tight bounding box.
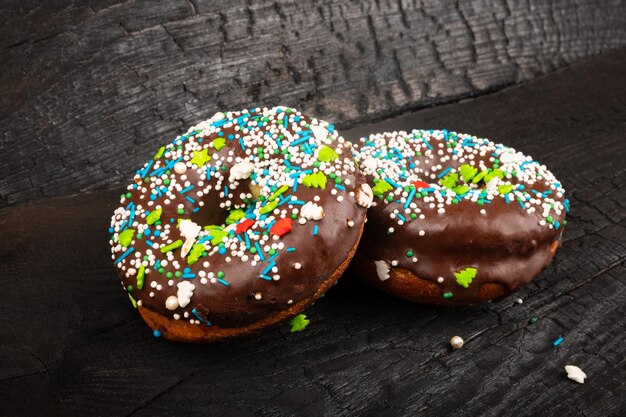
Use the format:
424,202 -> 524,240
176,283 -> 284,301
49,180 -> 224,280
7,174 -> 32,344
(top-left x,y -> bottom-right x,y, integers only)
565,365 -> 586,384
174,162 -> 187,174
300,201 -> 325,220
294,262 -> 302,270
375,260 -> 391,281
450,336 -> 464,349
165,295 -> 179,310
176,281 -> 195,308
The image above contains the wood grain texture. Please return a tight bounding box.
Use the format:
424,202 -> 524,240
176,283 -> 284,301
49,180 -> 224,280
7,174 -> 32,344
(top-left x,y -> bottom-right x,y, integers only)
1,49 -> 625,417
1,0 -> 625,207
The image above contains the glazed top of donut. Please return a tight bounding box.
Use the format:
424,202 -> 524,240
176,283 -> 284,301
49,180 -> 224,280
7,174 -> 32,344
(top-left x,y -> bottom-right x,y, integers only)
353,129 -> 569,301
109,107 -> 369,328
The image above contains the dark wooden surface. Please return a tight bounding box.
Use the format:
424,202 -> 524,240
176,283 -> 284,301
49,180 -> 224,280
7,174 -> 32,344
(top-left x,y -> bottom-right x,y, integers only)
1,49 -> 625,416
1,0 -> 626,207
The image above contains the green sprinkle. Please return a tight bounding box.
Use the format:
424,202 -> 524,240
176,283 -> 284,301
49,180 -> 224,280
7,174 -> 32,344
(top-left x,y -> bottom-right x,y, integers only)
217,271 -> 225,279
153,146 -> 165,160
187,244 -> 205,265
259,199 -> 279,215
128,294 -> 137,308
127,285 -> 133,292
472,170 -> 489,184
318,145 -> 339,162
289,314 -> 310,332
498,184 -> 515,195
452,185 -> 470,195
160,239 -> 183,253
439,172 -> 458,189
459,164 -> 477,182
406,250 -> 414,257
118,229 -> 135,247
269,184 -> 289,201
225,209 -> 246,225
529,317 -> 538,324
190,148 -> 211,167
136,266 -> 145,290
175,271 -> 182,278
546,215 -> 553,224
302,172 -> 327,189
454,267 -> 477,288
443,292 -> 454,299
166,272 -> 173,278
372,178 -> 393,196
484,169 -> 504,183
177,208 -> 184,215
212,137 -> 226,150
146,208 -> 162,225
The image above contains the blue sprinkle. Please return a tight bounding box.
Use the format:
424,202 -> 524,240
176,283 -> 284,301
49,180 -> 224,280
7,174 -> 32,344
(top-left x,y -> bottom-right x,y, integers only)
193,207 -> 200,213
259,275 -> 272,281
218,246 -> 227,255
180,185 -> 194,194
383,177 -> 402,188
191,308 -> 211,326
108,227 -> 114,234
185,196 -> 196,204
114,247 -> 135,264
313,225 -> 319,236
404,187 -> 417,209
286,247 -> 296,252
145,240 -> 154,248
155,260 -> 161,270
262,262 -> 276,275
218,278 -> 230,286
244,232 -> 251,249
437,167 -> 453,178
289,137 -> 310,147
153,329 -> 162,338
144,228 -> 151,236
183,274 -> 196,279
224,187 -> 229,197
239,138 -> 245,149
397,213 -> 406,222
563,199 -> 570,212
335,184 -> 346,191
554,221 -> 560,230
553,337 -> 564,347
255,242 -> 265,261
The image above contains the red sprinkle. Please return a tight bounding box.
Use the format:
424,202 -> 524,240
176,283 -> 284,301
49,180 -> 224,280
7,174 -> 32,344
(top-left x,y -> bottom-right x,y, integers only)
412,180 -> 430,189
236,219 -> 255,234
270,218 -> 293,237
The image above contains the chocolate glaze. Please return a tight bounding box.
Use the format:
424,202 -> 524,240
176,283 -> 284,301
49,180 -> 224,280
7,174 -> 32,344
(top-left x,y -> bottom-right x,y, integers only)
352,130 -> 567,303
110,108 -> 368,328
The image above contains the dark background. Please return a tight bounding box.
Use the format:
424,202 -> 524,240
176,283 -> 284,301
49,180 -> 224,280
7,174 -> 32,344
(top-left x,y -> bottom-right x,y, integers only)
1,1 -> 625,416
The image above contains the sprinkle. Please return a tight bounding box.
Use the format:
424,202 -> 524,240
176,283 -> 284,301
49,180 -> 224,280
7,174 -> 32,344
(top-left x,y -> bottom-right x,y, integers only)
180,185 -> 194,194
153,329 -> 162,337
160,240 -> 183,253
254,242 -> 265,261
383,177 -> 402,188
553,337 -> 564,347
437,167 -> 453,178
313,225 -> 319,236
115,247 -> 135,264
450,336 -> 464,349
218,278 -> 230,286
289,314 -> 310,332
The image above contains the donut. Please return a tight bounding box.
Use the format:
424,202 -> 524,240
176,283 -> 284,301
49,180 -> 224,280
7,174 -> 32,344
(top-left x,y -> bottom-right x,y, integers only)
350,129 -> 568,305
108,107 -> 370,342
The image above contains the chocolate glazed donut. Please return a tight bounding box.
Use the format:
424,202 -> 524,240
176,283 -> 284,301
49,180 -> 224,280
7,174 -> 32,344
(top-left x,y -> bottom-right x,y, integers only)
350,129 -> 568,305
109,107 -> 371,342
